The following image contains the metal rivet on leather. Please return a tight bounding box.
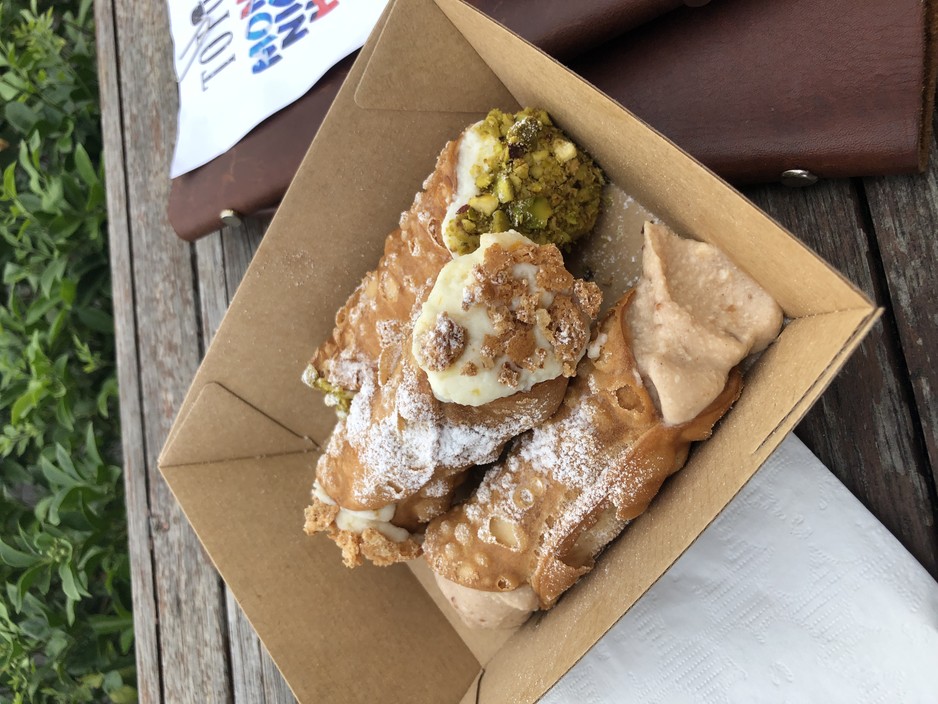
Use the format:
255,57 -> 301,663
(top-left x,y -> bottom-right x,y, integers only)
219,209 -> 243,227
780,169 -> 819,187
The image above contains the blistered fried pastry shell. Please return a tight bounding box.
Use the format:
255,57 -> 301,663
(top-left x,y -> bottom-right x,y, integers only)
423,223 -> 783,623
424,293 -> 742,607
303,137 -> 458,406
303,121 -> 604,568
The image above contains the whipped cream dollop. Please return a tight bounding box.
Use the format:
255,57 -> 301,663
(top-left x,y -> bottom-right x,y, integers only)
412,230 -> 601,407
312,480 -> 409,543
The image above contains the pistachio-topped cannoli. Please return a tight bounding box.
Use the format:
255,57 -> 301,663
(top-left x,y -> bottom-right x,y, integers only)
303,108 -> 603,411
302,112 -> 606,568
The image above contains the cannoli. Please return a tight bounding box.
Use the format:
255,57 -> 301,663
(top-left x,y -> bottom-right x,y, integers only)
423,223 -> 783,628
303,111 -> 605,567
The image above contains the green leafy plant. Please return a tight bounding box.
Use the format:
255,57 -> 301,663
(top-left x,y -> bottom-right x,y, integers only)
1,0 -> 135,701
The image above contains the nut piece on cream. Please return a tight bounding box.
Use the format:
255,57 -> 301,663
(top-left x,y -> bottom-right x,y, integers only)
412,230 -> 601,407
627,222 -> 784,425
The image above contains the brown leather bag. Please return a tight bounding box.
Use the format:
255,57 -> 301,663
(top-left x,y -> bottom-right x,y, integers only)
168,0 -> 937,240
572,0 -> 938,183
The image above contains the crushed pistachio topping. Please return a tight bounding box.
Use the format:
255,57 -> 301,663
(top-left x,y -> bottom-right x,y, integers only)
445,108 -> 605,255
304,370 -> 354,415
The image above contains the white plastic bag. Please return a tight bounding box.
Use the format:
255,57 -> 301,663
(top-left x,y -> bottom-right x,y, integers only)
168,0 -> 388,177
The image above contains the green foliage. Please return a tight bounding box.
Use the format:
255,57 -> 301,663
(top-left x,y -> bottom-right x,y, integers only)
1,0 -> 135,701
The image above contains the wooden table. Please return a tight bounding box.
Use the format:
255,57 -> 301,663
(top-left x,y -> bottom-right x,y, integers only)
95,1 -> 938,701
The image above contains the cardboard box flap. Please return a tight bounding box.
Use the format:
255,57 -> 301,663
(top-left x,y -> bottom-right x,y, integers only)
406,559 -> 517,664
161,451 -> 481,702
159,382 -> 315,468
354,0 -> 515,112
747,307 -> 882,457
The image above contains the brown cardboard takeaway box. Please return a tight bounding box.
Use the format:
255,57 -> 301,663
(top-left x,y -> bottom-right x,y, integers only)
158,0 -> 880,701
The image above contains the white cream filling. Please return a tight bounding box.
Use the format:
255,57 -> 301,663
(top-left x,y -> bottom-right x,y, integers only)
441,122 -> 500,253
412,231 -> 565,407
312,480 -> 410,543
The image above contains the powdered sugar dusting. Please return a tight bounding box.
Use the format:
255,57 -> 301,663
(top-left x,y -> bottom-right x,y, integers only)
519,401 -> 604,492
337,358 -> 552,505
465,401 -> 644,559
324,356 -> 372,393
464,389 -> 618,544
422,478 -> 451,498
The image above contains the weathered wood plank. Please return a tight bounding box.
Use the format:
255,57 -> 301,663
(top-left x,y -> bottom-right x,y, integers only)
262,648 -> 299,703
863,138 -> 938,495
194,232 -> 270,704
222,217 -> 269,301
108,0 -> 233,700
195,217 -> 295,704
93,2 -> 162,702
225,591 -> 269,703
195,234 -> 228,347
745,180 -> 938,576
222,592 -> 296,704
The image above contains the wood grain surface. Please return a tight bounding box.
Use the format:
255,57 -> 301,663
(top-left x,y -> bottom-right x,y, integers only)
195,219 -> 293,703
745,179 -> 938,575
864,141 -> 938,485
94,4 -> 163,702
96,0 -> 267,700
95,0 -> 938,699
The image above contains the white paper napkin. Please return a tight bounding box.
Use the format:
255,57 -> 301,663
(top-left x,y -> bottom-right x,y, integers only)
544,434 -> 938,703
167,0 -> 389,177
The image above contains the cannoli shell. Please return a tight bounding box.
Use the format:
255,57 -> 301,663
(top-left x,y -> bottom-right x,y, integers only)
307,138 -> 458,392
423,293 -> 742,608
